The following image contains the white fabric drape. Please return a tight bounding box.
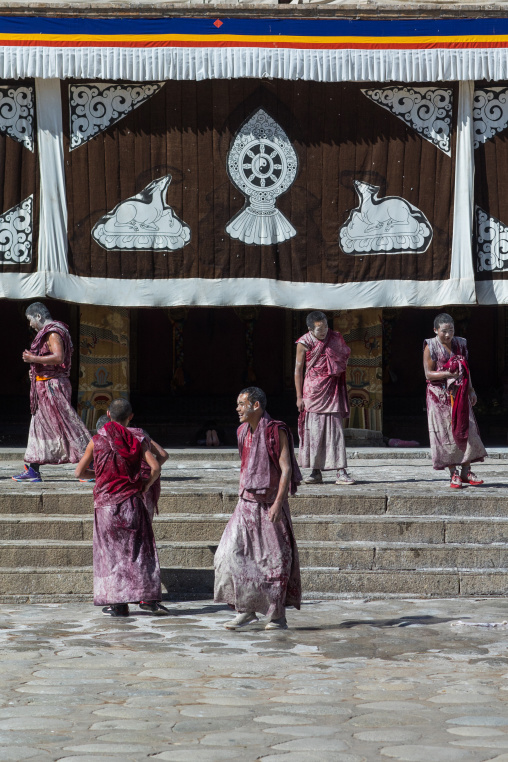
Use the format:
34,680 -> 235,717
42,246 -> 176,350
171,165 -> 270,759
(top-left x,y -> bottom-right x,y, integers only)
1,47 -> 508,84
45,272 -> 477,309
35,78 -> 68,275
449,81 -> 476,299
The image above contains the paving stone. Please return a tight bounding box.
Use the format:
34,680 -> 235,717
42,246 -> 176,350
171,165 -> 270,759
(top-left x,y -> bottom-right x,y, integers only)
262,724 -> 338,736
447,728 -> 507,739
0,717 -> 70,730
260,753 -> 365,762
354,729 -> 424,742
450,739 -> 508,748
446,716 -> 508,727
0,748 -> 52,761
178,705 -> 250,718
63,744 -> 151,754
271,737 -> 350,750
200,731 -> 271,746
380,745 -> 483,760
152,751 -> 258,761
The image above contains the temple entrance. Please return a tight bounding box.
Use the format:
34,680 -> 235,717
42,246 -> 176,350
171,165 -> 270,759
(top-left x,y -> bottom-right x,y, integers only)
129,306 -> 298,444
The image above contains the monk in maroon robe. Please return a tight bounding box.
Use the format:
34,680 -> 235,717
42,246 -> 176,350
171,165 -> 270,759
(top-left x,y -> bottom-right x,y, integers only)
76,398 -> 163,617
295,311 -> 354,485
13,302 -> 91,482
214,387 -> 302,631
96,414 -> 168,521
424,313 -> 486,488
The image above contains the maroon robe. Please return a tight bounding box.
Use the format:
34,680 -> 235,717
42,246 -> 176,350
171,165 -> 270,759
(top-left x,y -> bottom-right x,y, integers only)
92,422 -> 161,606
214,412 -> 301,618
297,328 -> 350,471
424,337 -> 487,470
24,321 -> 90,465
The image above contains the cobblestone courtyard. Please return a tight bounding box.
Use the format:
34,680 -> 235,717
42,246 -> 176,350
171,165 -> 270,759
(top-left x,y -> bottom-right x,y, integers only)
2,598 -> 508,762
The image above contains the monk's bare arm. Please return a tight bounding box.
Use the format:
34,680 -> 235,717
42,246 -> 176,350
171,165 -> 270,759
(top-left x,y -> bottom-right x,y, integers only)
23,332 -> 64,365
150,438 -> 169,465
142,447 -> 161,494
294,343 -> 306,413
423,345 -> 459,382
269,430 -> 292,524
75,440 -> 95,479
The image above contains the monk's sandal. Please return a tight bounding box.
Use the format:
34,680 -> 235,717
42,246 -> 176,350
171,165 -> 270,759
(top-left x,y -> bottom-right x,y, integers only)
139,601 -> 170,614
461,471 -> 484,486
335,470 -> 355,485
304,471 -> 323,484
265,616 -> 288,631
224,612 -> 258,630
102,604 -> 130,617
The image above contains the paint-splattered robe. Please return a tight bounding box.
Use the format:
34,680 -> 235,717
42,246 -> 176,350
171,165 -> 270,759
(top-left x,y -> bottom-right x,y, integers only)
297,329 -> 350,471
424,336 -> 487,470
24,321 -> 90,465
214,412 -> 301,618
129,426 -> 161,523
92,422 -> 161,606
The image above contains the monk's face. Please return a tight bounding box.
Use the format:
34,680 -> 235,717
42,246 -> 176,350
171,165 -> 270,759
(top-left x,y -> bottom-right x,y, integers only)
27,314 -> 43,332
311,319 -> 328,341
236,393 -> 259,424
435,322 -> 454,346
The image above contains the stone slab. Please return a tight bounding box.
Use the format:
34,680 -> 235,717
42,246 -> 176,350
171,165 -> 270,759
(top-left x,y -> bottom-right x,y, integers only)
301,569 -> 460,596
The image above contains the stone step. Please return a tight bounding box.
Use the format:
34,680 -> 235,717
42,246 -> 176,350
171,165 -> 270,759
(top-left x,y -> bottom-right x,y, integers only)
2,513 -> 508,544
1,446 -> 507,462
1,491 -> 508,517
0,565 -> 507,601
1,538 -> 508,570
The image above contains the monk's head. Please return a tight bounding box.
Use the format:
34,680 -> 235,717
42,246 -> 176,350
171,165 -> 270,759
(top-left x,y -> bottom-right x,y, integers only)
108,398 -> 134,427
237,387 -> 266,427
306,310 -> 328,341
25,302 -> 52,332
95,415 -> 109,431
433,313 -> 455,346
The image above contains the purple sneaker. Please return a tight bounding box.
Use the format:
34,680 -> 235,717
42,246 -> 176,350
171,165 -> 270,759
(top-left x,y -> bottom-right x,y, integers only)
12,466 -> 42,483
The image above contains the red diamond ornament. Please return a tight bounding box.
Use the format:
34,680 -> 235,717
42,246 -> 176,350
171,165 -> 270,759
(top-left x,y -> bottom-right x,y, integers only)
213,19 -> 223,28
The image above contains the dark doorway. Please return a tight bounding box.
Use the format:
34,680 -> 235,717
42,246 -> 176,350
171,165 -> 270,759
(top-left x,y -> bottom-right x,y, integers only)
383,306 -> 507,446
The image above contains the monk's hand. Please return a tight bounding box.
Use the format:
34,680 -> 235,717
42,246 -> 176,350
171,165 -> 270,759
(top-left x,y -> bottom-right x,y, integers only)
469,389 -> 477,406
140,480 -> 150,494
22,350 -> 34,363
269,502 -> 283,523
296,396 -> 305,413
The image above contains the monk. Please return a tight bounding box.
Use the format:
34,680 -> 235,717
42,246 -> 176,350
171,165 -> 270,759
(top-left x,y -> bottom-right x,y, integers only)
13,302 -> 91,483
75,398 -> 163,617
295,311 -> 354,485
214,387 -> 301,631
96,413 -> 168,520
424,313 -> 487,489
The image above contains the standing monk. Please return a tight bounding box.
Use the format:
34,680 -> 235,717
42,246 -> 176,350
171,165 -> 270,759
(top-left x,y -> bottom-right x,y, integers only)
96,413 -> 169,522
13,302 -> 91,483
214,387 -> 301,631
76,399 -> 163,617
424,313 -> 487,489
295,311 -> 354,485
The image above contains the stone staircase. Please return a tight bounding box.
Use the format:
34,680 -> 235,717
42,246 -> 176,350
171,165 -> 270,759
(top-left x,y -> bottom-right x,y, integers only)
0,450 -> 507,602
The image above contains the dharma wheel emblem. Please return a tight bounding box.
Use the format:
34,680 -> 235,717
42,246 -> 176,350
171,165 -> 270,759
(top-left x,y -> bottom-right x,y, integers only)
226,109 -> 298,246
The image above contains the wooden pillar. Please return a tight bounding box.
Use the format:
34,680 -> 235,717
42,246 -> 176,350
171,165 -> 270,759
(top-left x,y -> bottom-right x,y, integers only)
333,309 -> 383,434
77,305 -> 130,431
